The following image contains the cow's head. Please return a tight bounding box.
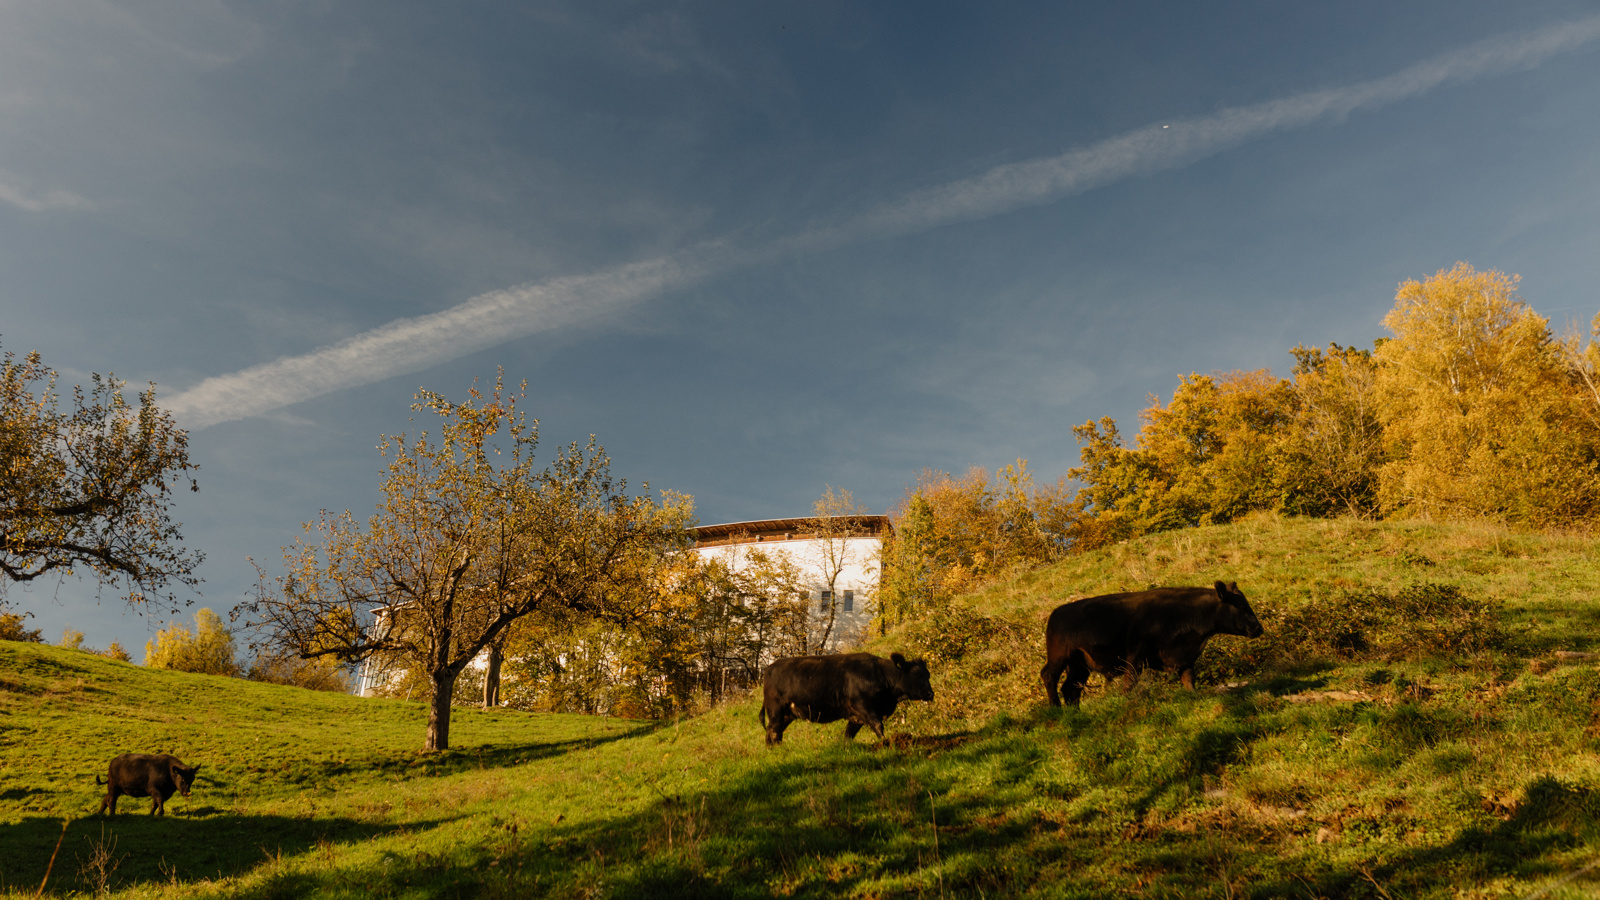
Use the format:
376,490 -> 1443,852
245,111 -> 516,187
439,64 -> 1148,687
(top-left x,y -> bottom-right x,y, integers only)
1214,581 -> 1264,638
171,762 -> 201,797
890,652 -> 935,702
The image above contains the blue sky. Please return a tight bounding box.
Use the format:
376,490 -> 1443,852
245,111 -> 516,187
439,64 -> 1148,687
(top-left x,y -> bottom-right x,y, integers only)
5,1 -> 1600,651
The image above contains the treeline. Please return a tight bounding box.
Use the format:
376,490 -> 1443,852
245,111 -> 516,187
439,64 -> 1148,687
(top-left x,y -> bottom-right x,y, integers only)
878,263 -> 1600,619
1,606 -> 355,692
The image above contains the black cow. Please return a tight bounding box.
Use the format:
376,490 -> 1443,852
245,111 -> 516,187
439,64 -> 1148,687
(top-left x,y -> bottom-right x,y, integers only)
1040,580 -> 1264,707
97,753 -> 201,816
760,652 -> 935,746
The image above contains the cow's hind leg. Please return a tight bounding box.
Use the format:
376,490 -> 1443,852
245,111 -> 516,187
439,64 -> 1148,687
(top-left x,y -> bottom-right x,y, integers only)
845,721 -> 863,740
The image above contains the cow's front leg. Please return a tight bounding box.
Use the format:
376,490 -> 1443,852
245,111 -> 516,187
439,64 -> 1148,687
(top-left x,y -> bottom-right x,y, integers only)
1179,667 -> 1196,691
845,721 -> 863,740
765,704 -> 794,745
844,702 -> 884,741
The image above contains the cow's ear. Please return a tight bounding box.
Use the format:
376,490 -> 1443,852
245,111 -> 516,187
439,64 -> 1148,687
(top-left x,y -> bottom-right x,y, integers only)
891,652 -> 907,668
1227,581 -> 1239,595
1214,580 -> 1228,596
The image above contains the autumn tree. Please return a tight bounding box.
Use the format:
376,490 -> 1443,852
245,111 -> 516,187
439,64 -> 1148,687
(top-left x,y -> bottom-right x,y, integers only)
145,608 -> 240,676
1066,369 -> 1300,542
248,650 -> 353,693
0,612 -> 43,643
1064,263 -> 1600,533
1135,370 -> 1298,525
1,340 -> 201,612
1557,311 -> 1600,426
876,491 -> 938,629
1282,343 -> 1384,517
1374,263 -> 1600,524
877,462 -> 1075,626
242,377 -> 690,750
1064,417 -> 1161,548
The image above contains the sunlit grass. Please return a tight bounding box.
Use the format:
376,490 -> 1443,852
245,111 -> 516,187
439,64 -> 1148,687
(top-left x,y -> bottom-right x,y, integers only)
4,515 -> 1600,897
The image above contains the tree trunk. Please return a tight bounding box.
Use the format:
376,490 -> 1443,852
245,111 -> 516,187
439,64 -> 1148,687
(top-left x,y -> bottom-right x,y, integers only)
425,668 -> 457,751
482,642 -> 502,710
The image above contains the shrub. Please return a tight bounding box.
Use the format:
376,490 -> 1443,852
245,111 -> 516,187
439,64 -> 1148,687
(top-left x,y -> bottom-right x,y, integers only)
144,608 -> 240,676
0,612 -> 42,642
60,628 -> 84,649
1203,581 -> 1518,679
894,602 -> 1040,721
248,652 -> 354,693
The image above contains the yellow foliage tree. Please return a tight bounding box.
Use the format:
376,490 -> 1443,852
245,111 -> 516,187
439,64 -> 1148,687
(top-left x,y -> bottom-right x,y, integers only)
145,607 -> 240,676
1374,262 -> 1600,524
878,461 -> 1074,625
1068,369 -> 1303,540
1282,344 -> 1384,517
1,339 -> 201,610
0,612 -> 42,642
243,377 -> 691,749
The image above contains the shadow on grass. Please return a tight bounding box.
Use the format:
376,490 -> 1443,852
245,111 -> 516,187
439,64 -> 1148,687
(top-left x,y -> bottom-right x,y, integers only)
26,711 -> 1589,898
213,719 -> 665,789
157,728 -> 1069,898
1,812 -> 442,897
1250,776 -> 1600,898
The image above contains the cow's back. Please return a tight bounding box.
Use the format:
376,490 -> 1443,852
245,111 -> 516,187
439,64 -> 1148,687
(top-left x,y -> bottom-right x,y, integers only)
1045,593 -> 1138,653
764,655 -> 833,706
1049,588 -> 1220,641
764,653 -> 882,707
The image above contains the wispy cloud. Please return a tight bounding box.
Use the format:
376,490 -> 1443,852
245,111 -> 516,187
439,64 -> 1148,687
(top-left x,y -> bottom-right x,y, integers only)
166,255 -> 703,427
166,14 -> 1600,429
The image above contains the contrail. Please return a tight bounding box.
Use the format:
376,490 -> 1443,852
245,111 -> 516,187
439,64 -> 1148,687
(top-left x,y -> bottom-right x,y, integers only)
166,254 -> 704,427
803,13 -> 1600,244
165,13 -> 1600,429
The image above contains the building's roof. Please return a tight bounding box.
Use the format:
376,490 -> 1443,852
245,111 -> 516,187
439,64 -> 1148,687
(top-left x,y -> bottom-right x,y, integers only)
691,515 -> 891,548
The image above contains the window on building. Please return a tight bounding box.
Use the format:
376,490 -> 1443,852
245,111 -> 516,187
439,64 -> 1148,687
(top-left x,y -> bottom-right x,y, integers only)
819,590 -> 833,612
843,590 -> 854,612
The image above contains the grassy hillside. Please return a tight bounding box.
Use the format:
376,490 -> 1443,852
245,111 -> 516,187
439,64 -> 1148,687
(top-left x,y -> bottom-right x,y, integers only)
4,515 -> 1600,898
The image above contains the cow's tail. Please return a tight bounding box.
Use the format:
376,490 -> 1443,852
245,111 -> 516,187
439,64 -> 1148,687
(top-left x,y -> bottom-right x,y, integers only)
96,775 -> 105,786
758,706 -> 767,727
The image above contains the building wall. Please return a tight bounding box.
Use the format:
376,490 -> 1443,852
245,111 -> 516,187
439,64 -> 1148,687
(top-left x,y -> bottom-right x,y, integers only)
691,533 -> 881,652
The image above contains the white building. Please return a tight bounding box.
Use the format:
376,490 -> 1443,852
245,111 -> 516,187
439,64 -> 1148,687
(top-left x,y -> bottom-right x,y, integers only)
689,515 -> 891,652
357,514 -> 894,697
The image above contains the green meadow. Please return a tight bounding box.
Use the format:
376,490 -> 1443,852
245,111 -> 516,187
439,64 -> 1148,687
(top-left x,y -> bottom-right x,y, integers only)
5,515 -> 1600,898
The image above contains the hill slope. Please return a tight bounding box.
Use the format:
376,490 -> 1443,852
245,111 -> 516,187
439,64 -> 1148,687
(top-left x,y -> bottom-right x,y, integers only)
4,515 -> 1600,898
